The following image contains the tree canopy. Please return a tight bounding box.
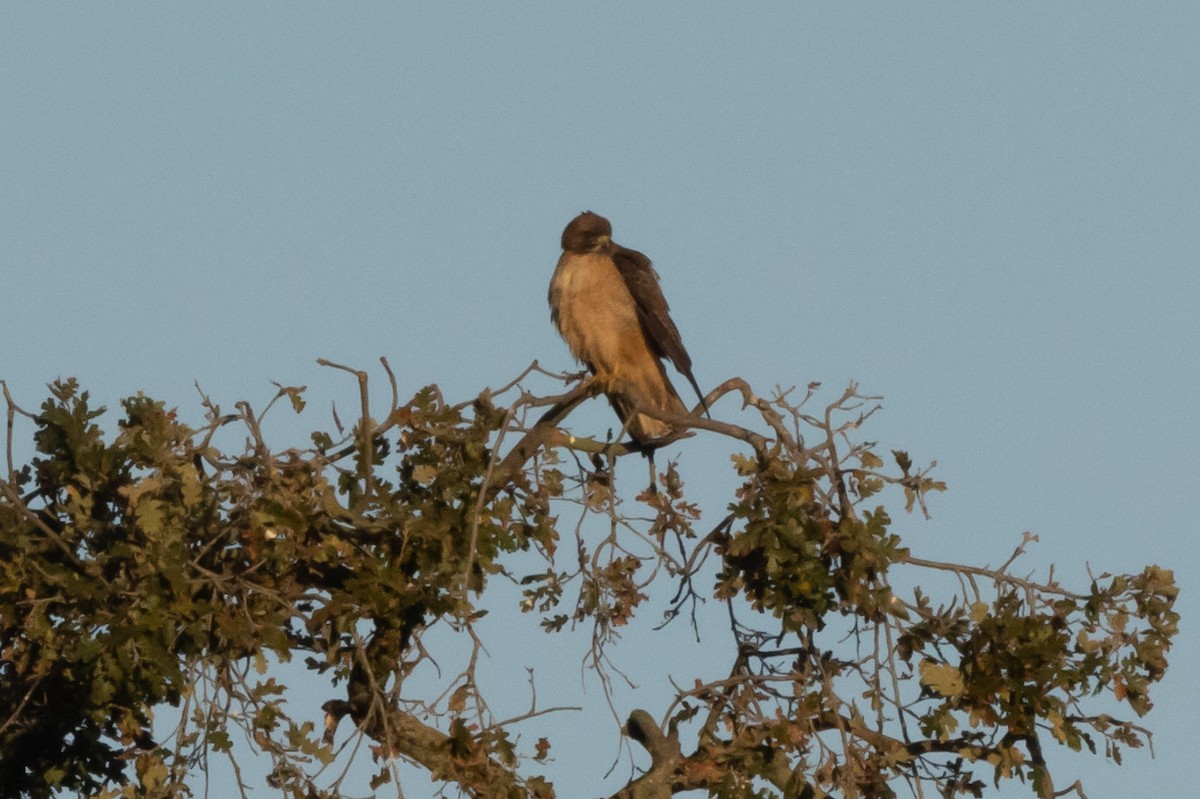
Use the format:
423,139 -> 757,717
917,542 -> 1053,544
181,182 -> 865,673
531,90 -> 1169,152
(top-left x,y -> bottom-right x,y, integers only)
0,363 -> 1178,799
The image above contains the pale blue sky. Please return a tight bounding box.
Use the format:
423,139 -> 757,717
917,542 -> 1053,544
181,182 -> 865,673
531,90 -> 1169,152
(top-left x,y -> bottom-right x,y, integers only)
2,5 -> 1196,798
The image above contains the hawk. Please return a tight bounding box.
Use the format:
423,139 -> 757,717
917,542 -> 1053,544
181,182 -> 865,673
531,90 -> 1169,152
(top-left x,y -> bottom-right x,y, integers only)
548,211 -> 706,447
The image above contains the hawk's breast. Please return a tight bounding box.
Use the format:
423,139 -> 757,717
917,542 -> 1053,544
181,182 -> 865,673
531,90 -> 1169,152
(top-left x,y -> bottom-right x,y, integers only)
549,251 -> 645,377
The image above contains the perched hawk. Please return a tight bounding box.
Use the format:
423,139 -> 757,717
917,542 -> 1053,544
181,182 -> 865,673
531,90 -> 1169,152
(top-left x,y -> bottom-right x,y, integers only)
548,211 -> 705,447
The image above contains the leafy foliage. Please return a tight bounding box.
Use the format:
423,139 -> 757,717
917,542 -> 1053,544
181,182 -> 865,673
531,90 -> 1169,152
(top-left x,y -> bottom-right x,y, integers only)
0,368 -> 1178,799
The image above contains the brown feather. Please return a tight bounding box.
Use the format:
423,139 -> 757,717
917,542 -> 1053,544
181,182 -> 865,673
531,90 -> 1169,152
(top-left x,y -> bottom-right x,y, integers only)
549,212 -> 705,446
609,245 -> 707,412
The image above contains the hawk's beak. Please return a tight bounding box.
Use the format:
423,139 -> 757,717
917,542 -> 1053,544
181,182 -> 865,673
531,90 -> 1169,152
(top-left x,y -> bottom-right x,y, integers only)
596,235 -> 612,248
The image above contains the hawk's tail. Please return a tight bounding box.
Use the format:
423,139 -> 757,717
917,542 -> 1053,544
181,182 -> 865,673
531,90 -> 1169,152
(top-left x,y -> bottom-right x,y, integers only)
682,371 -> 709,418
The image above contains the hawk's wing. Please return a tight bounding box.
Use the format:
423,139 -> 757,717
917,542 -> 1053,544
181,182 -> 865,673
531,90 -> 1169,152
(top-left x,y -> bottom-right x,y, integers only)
611,245 -> 708,412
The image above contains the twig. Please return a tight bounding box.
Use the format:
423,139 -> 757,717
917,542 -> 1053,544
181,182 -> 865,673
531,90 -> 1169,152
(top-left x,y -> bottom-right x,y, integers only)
317,359 -> 374,500
0,479 -> 84,568
2,380 -> 36,480
904,554 -> 1085,600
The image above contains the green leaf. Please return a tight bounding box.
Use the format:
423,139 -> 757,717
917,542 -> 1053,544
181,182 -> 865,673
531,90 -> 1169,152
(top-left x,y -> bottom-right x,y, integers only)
970,601 -> 989,623
919,660 -> 965,698
412,464 -> 438,485
136,498 -> 165,535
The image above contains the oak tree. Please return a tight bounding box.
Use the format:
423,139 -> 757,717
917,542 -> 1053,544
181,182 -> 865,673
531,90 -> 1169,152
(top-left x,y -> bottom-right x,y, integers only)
0,363 -> 1178,799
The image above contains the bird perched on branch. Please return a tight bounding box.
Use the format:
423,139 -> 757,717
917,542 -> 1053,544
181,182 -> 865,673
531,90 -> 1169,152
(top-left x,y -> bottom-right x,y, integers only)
548,211 -> 706,449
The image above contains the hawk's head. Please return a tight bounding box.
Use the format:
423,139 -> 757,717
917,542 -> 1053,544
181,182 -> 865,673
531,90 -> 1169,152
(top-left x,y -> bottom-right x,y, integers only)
561,211 -> 613,253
